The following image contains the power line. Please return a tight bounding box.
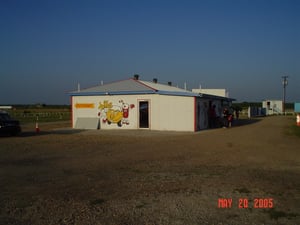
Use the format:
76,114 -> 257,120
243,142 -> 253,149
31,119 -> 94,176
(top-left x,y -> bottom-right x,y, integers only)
282,75 -> 288,114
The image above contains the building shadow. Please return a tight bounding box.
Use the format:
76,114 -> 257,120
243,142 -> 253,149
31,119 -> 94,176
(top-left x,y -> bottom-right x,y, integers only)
232,118 -> 262,127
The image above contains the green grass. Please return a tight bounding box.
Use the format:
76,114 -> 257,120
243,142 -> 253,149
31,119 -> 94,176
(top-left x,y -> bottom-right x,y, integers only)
290,125 -> 300,138
14,113 -> 71,123
284,117 -> 300,138
5,108 -> 71,123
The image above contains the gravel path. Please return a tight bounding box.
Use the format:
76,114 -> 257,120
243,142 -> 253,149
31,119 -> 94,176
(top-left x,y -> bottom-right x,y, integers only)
0,116 -> 299,224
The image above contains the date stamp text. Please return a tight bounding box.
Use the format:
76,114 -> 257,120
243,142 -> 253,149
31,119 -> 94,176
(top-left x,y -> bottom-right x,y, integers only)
218,198 -> 274,209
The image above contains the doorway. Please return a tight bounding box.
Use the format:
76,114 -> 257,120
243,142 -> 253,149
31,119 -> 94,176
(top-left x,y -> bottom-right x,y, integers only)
139,101 -> 149,128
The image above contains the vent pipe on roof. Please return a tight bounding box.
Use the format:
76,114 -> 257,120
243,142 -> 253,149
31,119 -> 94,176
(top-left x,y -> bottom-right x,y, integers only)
153,78 -> 158,83
168,81 -> 172,86
133,74 -> 139,80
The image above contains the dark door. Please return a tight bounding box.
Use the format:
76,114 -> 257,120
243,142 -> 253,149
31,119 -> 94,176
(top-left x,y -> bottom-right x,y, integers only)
139,101 -> 149,128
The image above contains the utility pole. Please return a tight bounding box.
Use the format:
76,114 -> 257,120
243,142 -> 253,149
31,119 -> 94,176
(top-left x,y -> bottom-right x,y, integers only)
282,75 -> 288,115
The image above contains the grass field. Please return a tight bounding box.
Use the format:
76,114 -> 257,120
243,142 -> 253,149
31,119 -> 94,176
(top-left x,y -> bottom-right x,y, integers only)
4,106 -> 71,123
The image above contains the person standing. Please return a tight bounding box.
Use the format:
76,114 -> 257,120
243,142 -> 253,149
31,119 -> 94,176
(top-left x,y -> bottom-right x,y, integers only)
209,105 -> 217,128
235,109 -> 240,120
223,107 -> 229,128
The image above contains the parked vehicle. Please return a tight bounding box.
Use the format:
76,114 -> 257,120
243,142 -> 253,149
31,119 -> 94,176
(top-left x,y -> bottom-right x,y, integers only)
0,111 -> 21,136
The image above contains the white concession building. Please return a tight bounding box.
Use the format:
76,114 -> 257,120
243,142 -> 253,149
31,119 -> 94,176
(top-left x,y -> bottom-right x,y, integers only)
69,76 -> 235,132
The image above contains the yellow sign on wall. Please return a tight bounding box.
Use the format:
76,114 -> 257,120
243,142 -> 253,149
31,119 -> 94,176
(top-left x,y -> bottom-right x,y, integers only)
75,103 -> 95,109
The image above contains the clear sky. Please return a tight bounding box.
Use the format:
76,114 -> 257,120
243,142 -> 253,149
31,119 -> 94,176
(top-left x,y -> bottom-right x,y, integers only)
1,0 -> 299,104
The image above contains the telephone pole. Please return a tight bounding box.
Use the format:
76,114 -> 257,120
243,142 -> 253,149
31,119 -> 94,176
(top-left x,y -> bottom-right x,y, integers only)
282,75 -> 288,115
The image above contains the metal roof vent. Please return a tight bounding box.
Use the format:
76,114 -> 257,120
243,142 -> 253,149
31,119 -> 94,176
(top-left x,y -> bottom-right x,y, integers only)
153,78 -> 158,83
133,74 -> 139,80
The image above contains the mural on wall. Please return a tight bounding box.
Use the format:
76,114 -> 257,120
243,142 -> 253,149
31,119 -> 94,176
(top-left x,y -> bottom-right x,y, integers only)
98,100 -> 135,127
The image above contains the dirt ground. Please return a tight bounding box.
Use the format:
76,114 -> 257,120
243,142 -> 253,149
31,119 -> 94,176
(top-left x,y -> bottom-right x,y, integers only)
0,116 -> 299,225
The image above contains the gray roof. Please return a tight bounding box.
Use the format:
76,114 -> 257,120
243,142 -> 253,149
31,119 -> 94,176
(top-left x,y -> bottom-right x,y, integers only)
139,80 -> 192,93
69,78 -> 235,101
71,79 -> 154,93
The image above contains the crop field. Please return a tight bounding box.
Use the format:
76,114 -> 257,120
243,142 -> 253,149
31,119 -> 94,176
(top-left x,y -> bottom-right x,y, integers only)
0,116 -> 299,225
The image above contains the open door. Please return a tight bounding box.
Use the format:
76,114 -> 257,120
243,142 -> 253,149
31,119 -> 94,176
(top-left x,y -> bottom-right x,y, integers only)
139,101 -> 149,128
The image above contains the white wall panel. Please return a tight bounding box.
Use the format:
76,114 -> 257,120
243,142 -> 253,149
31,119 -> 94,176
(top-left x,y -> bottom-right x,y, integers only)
151,95 -> 195,131
72,94 -> 196,131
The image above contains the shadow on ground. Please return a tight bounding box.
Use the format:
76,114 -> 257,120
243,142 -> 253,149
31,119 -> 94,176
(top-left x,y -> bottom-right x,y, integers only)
233,118 -> 262,127
1,118 -> 263,138
17,129 -> 85,137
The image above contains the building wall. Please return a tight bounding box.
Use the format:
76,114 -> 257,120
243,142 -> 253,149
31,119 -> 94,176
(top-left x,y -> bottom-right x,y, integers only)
195,98 -> 208,130
194,98 -> 224,130
151,95 -> 195,131
71,94 -> 229,131
72,94 -> 196,131
295,103 -> 300,113
192,89 -> 227,97
72,95 -> 142,130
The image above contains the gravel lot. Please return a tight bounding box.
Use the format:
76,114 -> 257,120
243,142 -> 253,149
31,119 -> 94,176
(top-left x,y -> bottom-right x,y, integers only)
0,116 -> 299,225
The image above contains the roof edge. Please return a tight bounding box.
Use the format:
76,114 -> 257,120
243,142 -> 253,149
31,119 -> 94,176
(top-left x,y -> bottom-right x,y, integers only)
69,90 -> 157,96
133,79 -> 158,91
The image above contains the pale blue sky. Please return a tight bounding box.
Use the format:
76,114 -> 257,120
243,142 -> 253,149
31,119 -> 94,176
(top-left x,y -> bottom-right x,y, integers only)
1,0 -> 299,104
